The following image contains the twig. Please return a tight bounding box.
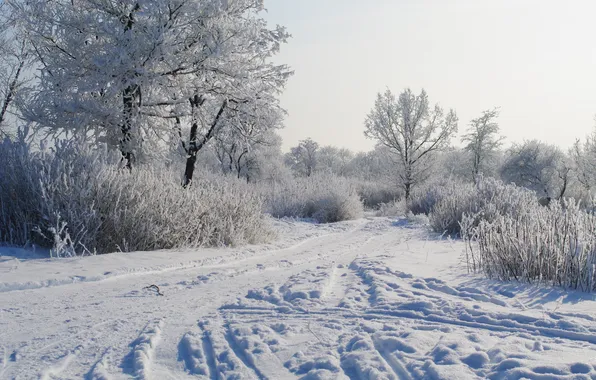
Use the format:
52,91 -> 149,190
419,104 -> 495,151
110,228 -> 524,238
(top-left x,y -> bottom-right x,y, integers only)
143,284 -> 164,296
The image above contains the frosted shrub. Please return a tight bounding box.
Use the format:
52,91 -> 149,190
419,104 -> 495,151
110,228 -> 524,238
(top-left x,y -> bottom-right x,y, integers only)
0,135 -> 42,247
410,177 -> 538,235
406,211 -> 429,225
376,199 -> 406,217
408,182 -> 448,215
263,174 -> 363,223
463,199 -> 596,292
427,181 -> 477,234
353,180 -> 403,209
0,138 -> 270,256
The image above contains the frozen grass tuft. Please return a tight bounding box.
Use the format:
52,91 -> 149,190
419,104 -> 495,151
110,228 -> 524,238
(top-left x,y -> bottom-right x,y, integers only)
353,180 -> 402,210
0,137 -> 271,256
408,177 -> 538,236
409,177 -> 596,291
262,174 -> 363,223
375,199 -> 406,217
462,199 -> 596,292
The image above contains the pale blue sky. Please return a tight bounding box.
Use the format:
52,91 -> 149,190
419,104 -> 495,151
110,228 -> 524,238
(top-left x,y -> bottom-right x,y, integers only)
264,0 -> 596,152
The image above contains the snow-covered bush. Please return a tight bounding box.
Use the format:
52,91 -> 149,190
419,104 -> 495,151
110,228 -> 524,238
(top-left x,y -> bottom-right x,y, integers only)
353,180 -> 403,210
0,137 -> 270,256
407,211 -> 430,225
263,174 -> 363,223
410,177 -> 538,235
376,200 -> 406,217
500,140 -> 571,199
427,181 -> 477,234
407,181 -> 447,215
432,178 -> 539,235
463,199 -> 596,292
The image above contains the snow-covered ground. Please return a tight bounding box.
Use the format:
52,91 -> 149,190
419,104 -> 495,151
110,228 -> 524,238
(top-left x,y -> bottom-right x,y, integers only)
2,217 -> 596,379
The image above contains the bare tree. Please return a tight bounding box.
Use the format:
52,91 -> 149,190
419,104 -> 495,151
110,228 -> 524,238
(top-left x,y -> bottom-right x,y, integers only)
364,88 -> 458,201
461,108 -> 504,183
285,138 -> 319,177
500,140 -> 570,200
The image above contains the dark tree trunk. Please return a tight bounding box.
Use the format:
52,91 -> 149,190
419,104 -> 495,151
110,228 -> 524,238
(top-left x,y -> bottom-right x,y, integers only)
236,149 -> 248,180
119,3 -> 141,169
183,122 -> 198,187
120,84 -> 140,169
0,57 -> 25,132
403,164 -> 413,204
182,97 -> 228,187
557,169 -> 569,200
183,95 -> 202,187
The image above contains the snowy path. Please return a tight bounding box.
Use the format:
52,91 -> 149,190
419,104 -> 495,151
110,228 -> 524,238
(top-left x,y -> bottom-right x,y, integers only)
2,217 -> 596,379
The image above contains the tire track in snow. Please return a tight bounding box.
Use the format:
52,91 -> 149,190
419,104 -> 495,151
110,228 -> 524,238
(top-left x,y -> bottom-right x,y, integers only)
199,320 -> 259,379
0,220 -> 370,294
321,265 -> 339,300
339,335 -> 398,380
366,309 -> 596,346
348,257 -> 596,344
221,304 -> 596,348
86,347 -> 113,380
372,335 -> 413,380
38,319 -> 121,380
224,323 -> 266,380
177,331 -> 209,377
123,319 -> 164,380
377,350 -> 412,380
198,322 -> 219,380
40,349 -> 78,380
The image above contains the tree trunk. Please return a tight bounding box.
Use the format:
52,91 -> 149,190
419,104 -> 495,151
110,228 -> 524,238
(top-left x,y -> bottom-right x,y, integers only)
472,154 -> 480,185
403,163 -> 413,205
183,121 -> 198,187
182,97 -> 227,187
0,57 -> 25,133
236,150 -> 248,180
119,4 -> 141,169
120,84 -> 140,169
557,169 -> 569,200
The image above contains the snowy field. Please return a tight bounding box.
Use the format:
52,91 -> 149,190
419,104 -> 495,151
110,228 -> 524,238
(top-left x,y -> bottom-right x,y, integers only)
2,217 -> 596,380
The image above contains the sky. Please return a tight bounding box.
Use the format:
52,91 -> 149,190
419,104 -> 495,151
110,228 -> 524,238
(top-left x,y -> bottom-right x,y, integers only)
263,0 -> 596,153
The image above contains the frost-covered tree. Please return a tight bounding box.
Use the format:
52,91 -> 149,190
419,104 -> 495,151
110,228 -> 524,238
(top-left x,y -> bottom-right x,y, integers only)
211,96 -> 283,182
317,146 -> 354,176
364,88 -> 458,201
433,147 -> 474,182
0,3 -> 33,135
243,133 -> 286,183
11,0 -> 291,170
461,108 -> 504,183
346,146 -> 397,181
285,137 -> 319,177
500,140 -> 570,199
570,125 -> 596,196
213,117 -> 282,183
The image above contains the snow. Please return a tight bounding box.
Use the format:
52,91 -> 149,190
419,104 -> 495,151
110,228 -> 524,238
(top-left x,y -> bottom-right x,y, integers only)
2,217 -> 596,379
